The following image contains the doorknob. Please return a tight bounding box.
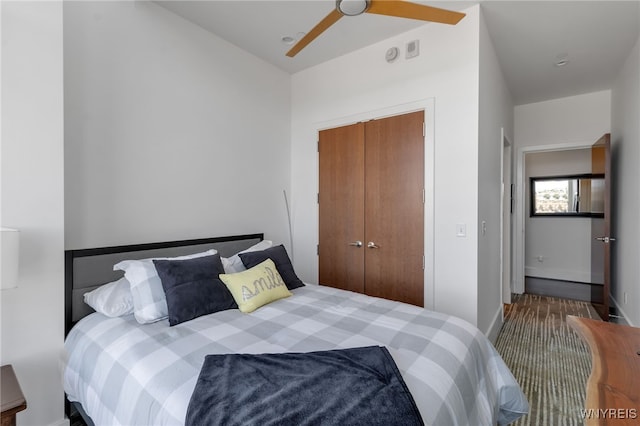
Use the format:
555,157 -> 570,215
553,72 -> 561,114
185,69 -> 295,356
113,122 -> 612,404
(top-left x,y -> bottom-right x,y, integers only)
594,237 -> 616,243
367,241 -> 380,249
349,241 -> 363,247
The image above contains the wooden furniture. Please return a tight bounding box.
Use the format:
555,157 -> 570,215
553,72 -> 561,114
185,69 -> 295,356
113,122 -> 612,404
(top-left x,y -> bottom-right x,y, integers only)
1,365 -> 27,426
318,110 -> 425,307
567,315 -> 640,425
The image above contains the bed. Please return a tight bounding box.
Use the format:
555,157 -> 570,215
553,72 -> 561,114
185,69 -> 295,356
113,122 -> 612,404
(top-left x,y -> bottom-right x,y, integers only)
63,234 -> 528,425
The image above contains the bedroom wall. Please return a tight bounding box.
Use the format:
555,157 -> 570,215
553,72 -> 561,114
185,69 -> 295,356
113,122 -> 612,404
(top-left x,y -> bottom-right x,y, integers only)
611,34 -> 640,327
64,1 -> 291,250
513,91 -> 611,293
524,149 -> 593,283
291,6 -> 481,326
0,2 -> 67,426
477,9 -> 513,340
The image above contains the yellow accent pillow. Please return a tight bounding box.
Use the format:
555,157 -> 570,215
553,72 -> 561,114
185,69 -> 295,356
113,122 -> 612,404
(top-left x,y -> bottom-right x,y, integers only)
219,258 -> 292,313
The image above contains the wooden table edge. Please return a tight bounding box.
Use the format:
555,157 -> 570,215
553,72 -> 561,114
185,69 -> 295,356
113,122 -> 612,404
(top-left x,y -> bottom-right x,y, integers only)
567,315 -> 603,426
567,315 -> 640,425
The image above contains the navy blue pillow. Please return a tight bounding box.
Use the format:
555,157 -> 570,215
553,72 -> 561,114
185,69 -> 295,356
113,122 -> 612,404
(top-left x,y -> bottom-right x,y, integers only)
153,254 -> 237,326
239,245 -> 305,290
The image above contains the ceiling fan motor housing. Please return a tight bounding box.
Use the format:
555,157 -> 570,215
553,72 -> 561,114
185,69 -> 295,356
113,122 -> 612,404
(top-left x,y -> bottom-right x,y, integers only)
337,0 -> 371,16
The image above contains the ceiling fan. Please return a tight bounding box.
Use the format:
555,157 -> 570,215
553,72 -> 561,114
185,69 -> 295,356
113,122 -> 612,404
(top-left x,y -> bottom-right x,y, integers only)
286,0 -> 466,57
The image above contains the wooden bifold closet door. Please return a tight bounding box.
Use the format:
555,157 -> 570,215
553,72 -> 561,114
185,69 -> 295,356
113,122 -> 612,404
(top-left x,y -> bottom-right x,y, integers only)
318,110 -> 424,307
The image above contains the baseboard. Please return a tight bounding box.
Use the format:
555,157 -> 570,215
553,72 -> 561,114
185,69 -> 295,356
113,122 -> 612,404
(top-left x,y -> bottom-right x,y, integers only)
49,418 -> 70,426
610,295 -> 636,327
485,305 -> 503,344
524,266 -> 591,284
525,276 -> 602,303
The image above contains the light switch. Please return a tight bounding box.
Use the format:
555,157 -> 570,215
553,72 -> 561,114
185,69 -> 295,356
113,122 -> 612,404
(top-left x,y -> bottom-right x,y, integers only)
456,224 -> 466,237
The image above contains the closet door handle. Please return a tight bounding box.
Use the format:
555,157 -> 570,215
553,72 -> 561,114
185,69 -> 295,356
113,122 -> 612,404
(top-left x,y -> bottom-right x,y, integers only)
349,241 -> 363,247
367,242 -> 380,249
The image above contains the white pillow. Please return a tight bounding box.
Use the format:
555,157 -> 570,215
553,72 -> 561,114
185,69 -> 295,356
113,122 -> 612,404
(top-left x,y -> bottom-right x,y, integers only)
114,249 -> 217,324
222,240 -> 273,273
83,277 -> 134,318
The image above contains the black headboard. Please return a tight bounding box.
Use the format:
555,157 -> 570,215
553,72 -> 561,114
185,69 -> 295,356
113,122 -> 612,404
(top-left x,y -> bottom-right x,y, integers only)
64,233 -> 264,336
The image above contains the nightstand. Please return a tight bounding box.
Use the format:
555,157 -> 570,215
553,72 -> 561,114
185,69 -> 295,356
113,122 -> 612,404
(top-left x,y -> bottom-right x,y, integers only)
1,365 -> 27,426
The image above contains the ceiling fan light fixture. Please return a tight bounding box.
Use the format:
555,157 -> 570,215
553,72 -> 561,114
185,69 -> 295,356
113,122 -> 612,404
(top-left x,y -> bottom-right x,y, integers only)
336,0 -> 371,16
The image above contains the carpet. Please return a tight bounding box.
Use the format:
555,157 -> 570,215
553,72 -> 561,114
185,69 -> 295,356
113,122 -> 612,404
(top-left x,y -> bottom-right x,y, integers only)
494,294 -> 601,426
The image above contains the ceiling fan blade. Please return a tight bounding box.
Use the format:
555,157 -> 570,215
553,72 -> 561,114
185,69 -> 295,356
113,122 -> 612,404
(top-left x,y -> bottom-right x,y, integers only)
286,8 -> 344,57
367,0 -> 465,25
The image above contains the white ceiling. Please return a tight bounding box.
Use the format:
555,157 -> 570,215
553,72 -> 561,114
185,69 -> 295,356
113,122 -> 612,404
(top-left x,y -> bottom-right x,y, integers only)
157,1 -> 639,105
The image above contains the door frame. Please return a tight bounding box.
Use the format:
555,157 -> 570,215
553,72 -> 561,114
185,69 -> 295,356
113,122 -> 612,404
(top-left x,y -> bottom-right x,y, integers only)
500,129 -> 512,305
590,133 -> 611,321
314,99 -> 436,310
513,140 -> 600,294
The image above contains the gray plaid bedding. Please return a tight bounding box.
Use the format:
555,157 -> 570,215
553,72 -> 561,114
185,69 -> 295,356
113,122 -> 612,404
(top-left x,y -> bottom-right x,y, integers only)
64,284 -> 528,425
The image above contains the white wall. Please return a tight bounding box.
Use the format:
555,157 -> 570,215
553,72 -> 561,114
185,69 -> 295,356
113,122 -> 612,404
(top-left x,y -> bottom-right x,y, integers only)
611,35 -> 640,326
515,91 -> 612,148
64,1 -> 292,250
0,2 -> 67,425
513,91 -> 611,292
477,8 -> 513,340
291,6 -> 481,326
524,149 -> 594,283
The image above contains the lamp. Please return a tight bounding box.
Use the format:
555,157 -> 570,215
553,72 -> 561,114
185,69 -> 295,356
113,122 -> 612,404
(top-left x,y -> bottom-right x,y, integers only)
1,228 -> 20,290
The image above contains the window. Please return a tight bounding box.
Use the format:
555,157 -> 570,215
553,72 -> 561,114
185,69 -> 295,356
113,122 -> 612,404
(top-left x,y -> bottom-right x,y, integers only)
530,174 -> 604,217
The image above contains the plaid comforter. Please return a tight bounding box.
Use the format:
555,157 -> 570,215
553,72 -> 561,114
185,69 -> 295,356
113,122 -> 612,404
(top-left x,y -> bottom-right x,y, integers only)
64,284 -> 528,425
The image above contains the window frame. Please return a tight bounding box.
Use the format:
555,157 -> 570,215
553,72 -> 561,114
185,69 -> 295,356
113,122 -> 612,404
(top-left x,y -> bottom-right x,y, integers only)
529,173 -> 605,218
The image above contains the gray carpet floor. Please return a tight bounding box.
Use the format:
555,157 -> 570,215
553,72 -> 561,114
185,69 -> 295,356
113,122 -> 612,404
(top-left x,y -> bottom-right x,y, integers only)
495,294 -> 601,426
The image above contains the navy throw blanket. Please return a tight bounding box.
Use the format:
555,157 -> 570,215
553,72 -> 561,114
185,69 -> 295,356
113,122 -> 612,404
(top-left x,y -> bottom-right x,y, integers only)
186,346 -> 423,426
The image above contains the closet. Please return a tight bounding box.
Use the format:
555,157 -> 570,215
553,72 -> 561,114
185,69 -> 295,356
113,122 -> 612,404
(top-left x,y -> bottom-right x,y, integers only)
318,110 -> 424,307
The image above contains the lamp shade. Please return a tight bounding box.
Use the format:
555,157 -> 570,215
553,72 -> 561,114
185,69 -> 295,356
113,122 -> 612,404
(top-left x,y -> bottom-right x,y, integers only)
1,228 -> 20,290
